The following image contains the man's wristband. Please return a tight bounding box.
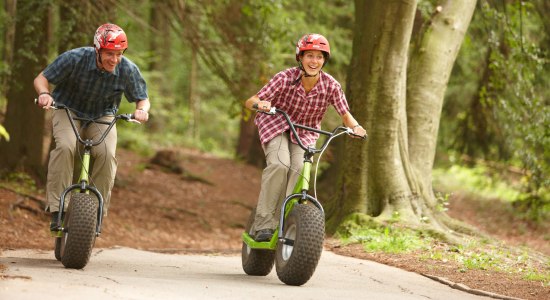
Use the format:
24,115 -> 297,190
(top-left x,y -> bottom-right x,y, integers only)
39,92 -> 51,96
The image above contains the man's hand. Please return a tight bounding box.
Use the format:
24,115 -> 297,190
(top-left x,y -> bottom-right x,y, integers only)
133,108 -> 149,123
36,93 -> 54,109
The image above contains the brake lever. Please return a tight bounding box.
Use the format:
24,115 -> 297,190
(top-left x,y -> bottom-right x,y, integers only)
120,114 -> 141,124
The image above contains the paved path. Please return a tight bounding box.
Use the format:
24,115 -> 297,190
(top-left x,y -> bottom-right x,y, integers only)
0,247 -> 493,300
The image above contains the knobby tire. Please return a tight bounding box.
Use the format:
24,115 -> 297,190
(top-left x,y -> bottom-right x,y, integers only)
60,193 -> 98,269
275,203 -> 324,286
54,237 -> 61,261
241,208 -> 275,276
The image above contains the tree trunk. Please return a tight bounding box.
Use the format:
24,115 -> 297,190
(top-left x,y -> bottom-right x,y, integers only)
148,1 -> 171,96
329,0 -> 477,240
363,0 -> 419,222
1,0 -> 17,101
407,0 -> 477,204
0,0 -> 50,179
326,0 -> 373,229
57,0 -> 114,53
236,110 -> 263,167
189,48 -> 200,140
58,1 -> 93,52
328,0 -> 418,229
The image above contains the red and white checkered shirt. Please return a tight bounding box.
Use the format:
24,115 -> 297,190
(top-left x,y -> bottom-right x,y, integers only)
255,67 -> 350,145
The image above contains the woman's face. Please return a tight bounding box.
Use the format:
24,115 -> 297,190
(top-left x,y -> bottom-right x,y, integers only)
300,50 -> 325,76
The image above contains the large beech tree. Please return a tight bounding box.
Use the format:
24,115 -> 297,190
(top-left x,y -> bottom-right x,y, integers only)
0,1 -> 50,178
327,0 -> 477,240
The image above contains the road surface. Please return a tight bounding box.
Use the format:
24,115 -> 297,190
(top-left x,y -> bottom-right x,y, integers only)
0,247 -> 494,300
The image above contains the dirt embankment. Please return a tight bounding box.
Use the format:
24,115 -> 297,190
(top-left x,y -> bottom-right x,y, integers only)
1,148 -> 548,300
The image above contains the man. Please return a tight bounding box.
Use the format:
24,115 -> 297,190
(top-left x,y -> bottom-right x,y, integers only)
34,23 -> 150,230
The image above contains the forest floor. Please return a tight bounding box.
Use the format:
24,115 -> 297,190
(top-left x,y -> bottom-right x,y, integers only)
0,148 -> 548,300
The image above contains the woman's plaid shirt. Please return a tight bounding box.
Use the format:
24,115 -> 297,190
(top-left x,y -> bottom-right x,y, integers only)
255,67 -> 349,146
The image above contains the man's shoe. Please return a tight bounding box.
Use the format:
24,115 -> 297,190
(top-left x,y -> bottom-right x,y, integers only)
50,211 -> 60,231
254,229 -> 274,242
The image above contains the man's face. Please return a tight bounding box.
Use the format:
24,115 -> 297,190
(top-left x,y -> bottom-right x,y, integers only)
98,49 -> 124,73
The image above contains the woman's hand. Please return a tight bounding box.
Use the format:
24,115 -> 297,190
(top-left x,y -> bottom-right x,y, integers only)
352,124 -> 367,138
256,100 -> 271,112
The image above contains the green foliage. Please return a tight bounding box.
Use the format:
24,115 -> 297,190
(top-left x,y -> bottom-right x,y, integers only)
0,125 -> 9,141
433,162 -> 549,222
433,164 -> 521,202
108,0 -> 355,158
0,172 -> 39,195
442,0 -> 549,219
435,192 -> 450,212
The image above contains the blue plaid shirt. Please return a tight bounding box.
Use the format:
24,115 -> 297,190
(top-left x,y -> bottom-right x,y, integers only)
43,47 -> 148,118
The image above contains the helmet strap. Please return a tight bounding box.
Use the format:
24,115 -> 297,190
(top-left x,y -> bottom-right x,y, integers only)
95,50 -> 108,72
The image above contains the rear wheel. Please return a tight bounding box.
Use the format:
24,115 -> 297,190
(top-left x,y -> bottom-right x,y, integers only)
241,208 -> 275,276
54,237 -> 61,261
60,193 -> 98,269
275,203 -> 324,286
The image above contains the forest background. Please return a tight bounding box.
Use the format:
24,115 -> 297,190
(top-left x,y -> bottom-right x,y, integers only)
0,0 -> 548,296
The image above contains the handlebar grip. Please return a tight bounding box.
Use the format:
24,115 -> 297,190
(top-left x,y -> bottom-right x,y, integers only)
34,97 -> 57,108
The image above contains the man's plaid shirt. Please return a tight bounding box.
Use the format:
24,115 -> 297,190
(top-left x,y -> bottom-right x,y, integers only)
43,47 -> 148,118
255,67 -> 349,146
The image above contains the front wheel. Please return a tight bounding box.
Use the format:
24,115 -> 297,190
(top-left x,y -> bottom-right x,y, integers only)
275,203 -> 324,286
241,208 -> 275,276
60,193 -> 98,269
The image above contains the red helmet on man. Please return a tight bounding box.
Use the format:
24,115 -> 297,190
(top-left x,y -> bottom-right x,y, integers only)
295,33 -> 331,62
94,23 -> 128,51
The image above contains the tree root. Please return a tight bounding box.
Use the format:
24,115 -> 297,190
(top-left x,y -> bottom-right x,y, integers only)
8,195 -> 44,215
1,186 -> 46,216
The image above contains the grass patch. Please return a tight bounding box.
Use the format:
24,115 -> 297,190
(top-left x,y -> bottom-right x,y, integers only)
421,240 -> 550,286
345,226 -> 432,254
336,214 -> 435,254
336,214 -> 549,286
0,172 -> 41,195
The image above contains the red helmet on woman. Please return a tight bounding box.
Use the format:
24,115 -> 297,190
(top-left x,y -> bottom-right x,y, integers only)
94,23 -> 128,51
295,33 -> 331,62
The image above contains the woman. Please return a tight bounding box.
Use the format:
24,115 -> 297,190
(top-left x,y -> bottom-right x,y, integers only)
245,33 -> 366,241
